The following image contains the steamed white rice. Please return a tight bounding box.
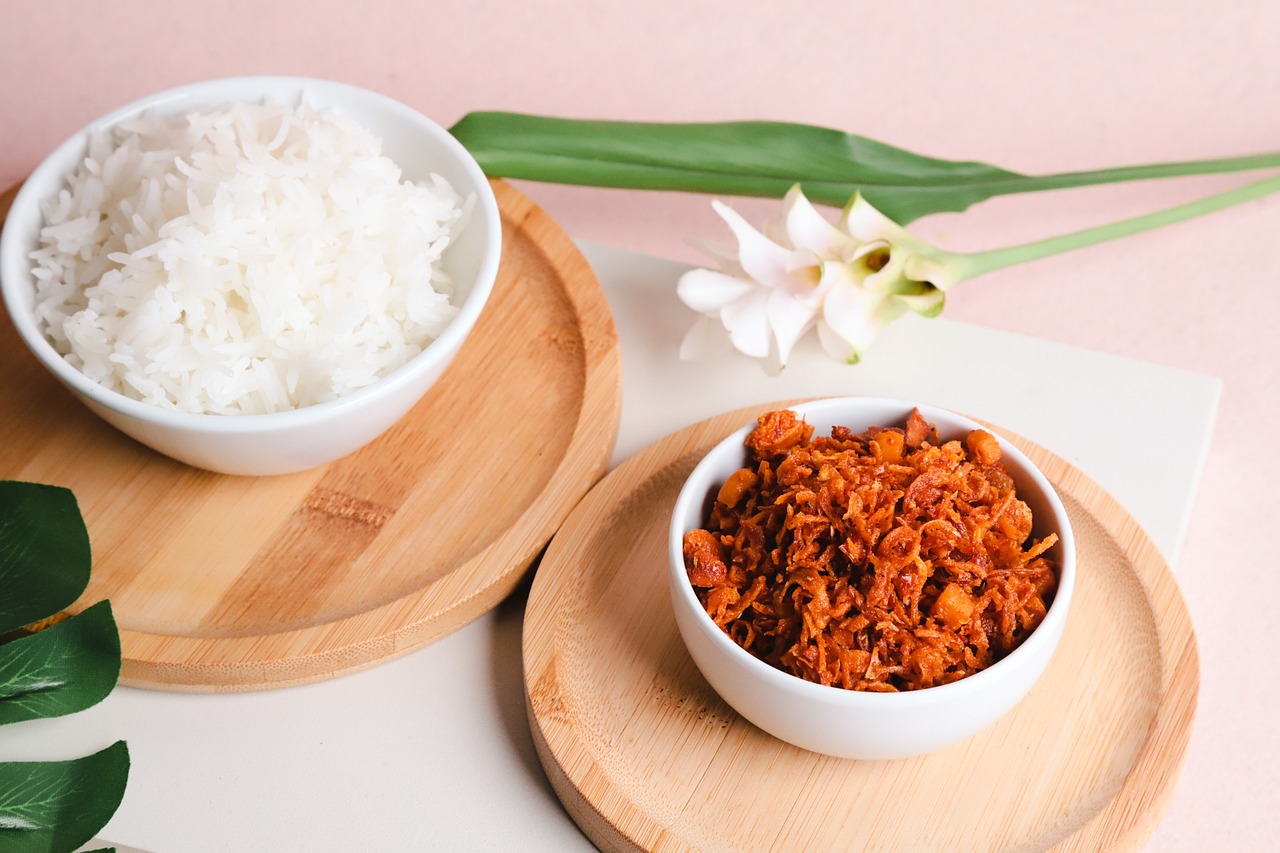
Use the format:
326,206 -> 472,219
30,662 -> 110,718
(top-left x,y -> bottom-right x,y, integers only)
29,101 -> 472,415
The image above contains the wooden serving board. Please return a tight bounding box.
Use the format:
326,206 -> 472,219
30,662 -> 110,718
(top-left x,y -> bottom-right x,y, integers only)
0,179 -> 621,692
525,404 -> 1198,852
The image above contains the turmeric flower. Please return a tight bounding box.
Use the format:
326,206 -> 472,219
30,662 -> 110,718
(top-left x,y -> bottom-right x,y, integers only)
678,174 -> 1280,369
677,186 -> 960,369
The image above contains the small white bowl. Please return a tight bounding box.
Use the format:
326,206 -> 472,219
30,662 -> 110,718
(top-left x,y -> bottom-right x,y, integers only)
668,397 -> 1075,760
0,76 -> 501,476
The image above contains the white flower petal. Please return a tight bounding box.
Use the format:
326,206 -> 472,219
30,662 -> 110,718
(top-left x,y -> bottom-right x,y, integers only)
905,254 -> 963,292
677,268 -> 756,315
762,216 -> 790,247
774,252 -> 826,310
820,263 -> 908,361
817,303 -> 904,363
712,200 -> 792,286
840,193 -> 929,253
766,287 -> 819,367
816,318 -> 859,363
720,286 -> 772,358
758,347 -> 786,376
898,289 -> 946,318
783,185 -> 859,259
785,247 -> 821,273
686,237 -> 742,273
679,315 -> 736,361
862,250 -> 934,296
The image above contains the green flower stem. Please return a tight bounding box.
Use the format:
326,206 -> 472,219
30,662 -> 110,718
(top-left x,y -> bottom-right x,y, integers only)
995,151 -> 1280,194
953,173 -> 1280,281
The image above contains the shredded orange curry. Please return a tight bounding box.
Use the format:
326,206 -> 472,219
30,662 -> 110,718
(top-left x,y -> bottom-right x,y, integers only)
683,409 -> 1058,692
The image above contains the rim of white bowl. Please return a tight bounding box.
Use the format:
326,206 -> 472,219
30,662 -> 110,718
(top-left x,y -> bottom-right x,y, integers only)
0,75 -> 502,434
668,396 -> 1077,707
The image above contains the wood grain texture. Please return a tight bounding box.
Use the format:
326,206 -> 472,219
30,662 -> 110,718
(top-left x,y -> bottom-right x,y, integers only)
0,179 -> 622,691
525,403 -> 1198,853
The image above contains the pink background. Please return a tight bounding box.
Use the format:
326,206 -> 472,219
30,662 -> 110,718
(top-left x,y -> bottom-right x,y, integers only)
2,2 -> 1276,848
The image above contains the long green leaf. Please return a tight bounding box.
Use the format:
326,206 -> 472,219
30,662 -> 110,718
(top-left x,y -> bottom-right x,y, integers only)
450,112 -> 1280,223
0,601 -> 120,726
0,741 -> 129,853
0,483 -> 91,635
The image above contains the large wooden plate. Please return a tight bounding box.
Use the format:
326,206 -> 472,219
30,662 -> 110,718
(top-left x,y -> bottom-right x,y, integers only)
0,179 -> 621,692
525,404 -> 1198,852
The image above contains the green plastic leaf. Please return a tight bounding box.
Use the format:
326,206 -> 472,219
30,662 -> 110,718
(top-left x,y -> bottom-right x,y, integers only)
0,483 -> 91,635
450,112 -> 1280,223
0,601 -> 120,725
0,740 -> 129,853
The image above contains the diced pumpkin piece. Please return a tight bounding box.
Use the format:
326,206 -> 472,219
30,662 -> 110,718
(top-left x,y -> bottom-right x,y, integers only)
966,429 -> 1002,467
871,429 -> 905,463
683,529 -> 727,587
717,467 -> 759,507
932,583 -> 977,630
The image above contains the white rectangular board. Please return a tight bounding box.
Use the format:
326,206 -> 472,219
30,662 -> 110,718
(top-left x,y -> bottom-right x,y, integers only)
44,240 -> 1217,852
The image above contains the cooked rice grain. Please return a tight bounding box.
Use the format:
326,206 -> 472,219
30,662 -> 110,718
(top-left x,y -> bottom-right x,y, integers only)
30,101 -> 472,414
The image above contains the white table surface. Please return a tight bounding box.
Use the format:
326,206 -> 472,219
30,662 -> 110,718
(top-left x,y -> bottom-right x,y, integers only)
19,241 -> 1218,852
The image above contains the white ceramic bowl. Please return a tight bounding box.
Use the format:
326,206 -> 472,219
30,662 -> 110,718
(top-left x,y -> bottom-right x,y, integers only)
0,76 -> 501,476
668,397 -> 1076,760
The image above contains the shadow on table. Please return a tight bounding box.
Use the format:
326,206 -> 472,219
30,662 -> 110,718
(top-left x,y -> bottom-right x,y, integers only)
488,567 -> 558,792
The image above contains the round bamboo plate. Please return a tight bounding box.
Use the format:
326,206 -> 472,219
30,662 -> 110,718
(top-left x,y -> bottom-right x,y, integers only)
0,179 -> 621,692
525,404 -> 1198,852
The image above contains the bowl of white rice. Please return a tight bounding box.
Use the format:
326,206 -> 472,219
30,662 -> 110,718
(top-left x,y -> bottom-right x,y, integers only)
0,76 -> 501,475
